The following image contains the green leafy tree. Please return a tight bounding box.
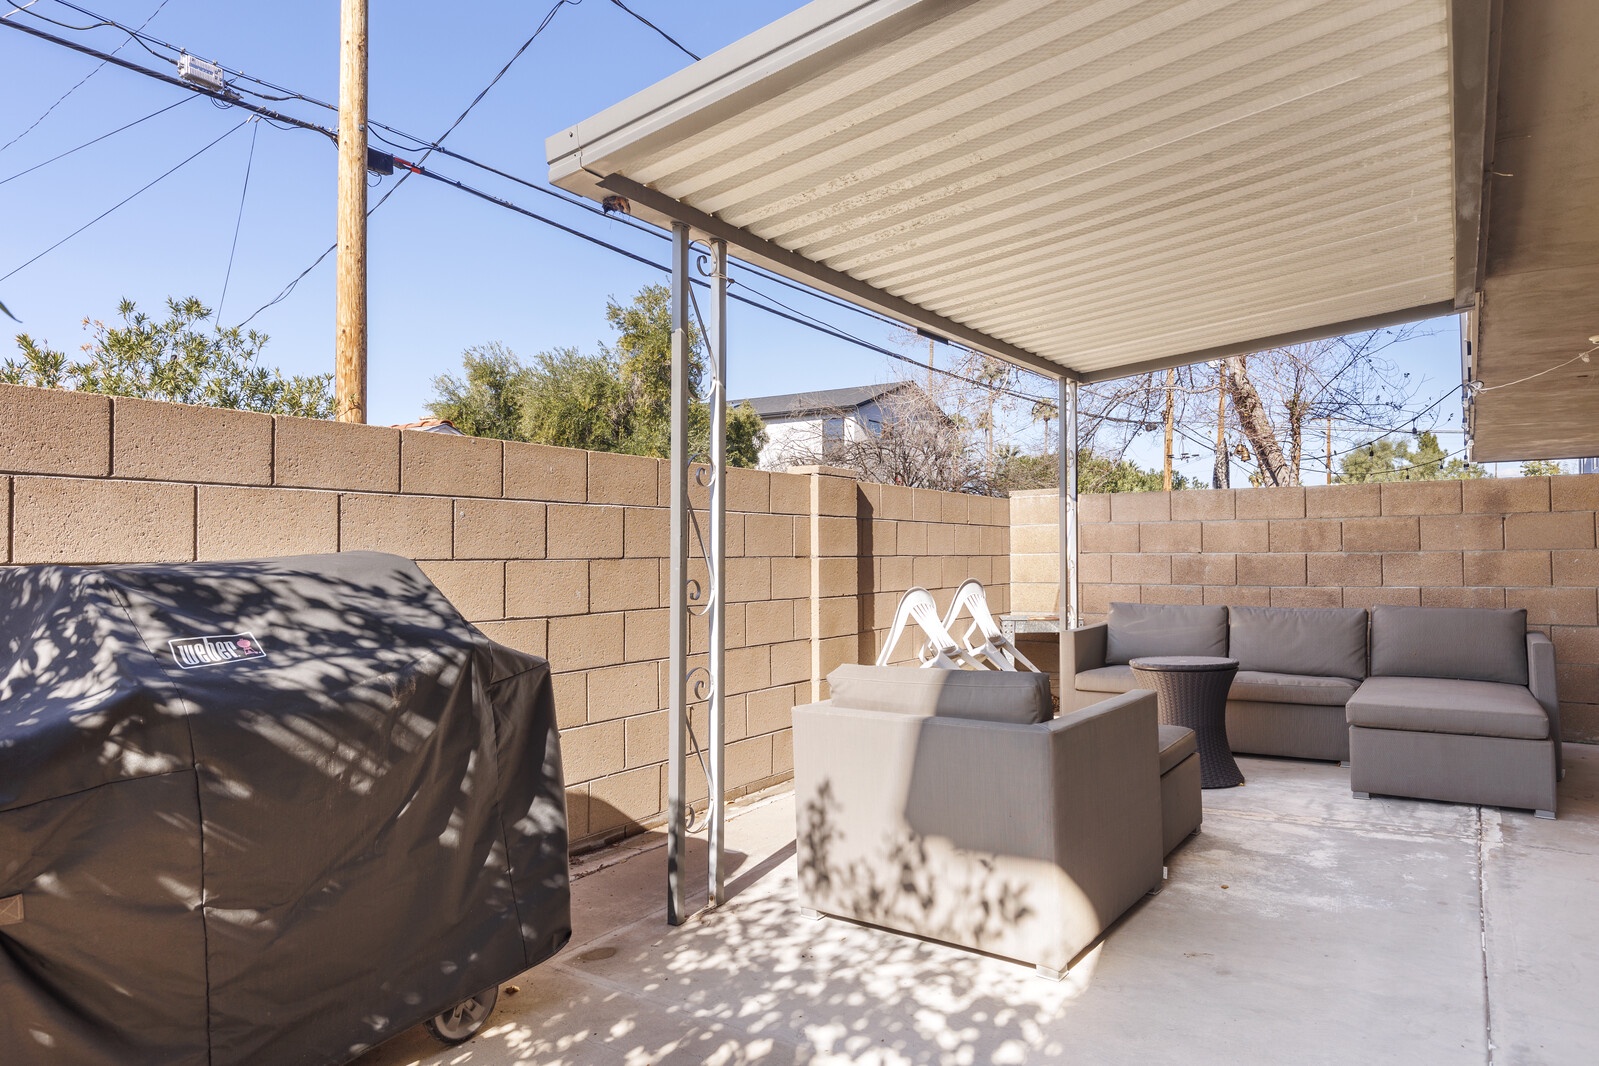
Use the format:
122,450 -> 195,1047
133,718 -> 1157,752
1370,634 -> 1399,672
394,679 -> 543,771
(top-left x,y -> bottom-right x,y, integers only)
1520,459 -> 1564,477
426,285 -> 765,467
993,448 -> 1193,494
428,342 -> 538,441
1337,431 -> 1484,483
4,296 -> 334,418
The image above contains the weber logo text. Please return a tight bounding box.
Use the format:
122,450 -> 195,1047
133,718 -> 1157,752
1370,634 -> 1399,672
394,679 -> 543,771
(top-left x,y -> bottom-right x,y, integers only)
168,633 -> 267,669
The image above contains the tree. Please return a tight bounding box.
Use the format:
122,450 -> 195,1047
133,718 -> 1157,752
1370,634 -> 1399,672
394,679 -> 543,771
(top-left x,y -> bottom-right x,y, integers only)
4,296 -> 334,418
770,387 -> 982,491
1521,459 -> 1565,477
1337,431 -> 1484,483
425,285 -> 766,467
993,447 -> 1194,494
428,342 -> 537,441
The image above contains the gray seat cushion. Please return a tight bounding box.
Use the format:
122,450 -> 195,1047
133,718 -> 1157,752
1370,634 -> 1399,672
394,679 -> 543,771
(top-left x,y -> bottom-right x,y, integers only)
1158,724 -> 1197,775
826,664 -> 1052,724
1076,664 -> 1137,694
1229,606 -> 1368,679
1369,606 -> 1529,686
1105,602 -> 1228,664
1346,676 -> 1549,740
1229,670 -> 1360,707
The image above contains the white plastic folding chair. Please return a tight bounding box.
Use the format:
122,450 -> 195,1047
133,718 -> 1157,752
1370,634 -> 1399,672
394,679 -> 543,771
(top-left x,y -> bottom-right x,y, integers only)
876,587 -> 983,669
940,579 -> 1041,673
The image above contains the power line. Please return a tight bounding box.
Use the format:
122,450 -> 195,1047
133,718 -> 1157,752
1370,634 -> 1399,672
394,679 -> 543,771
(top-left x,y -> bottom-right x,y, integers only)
0,93 -> 194,186
1,0 -> 170,154
1,117 -> 247,284
9,0 -> 916,348
607,0 -> 700,61
215,117 -> 259,326
0,17 -> 338,141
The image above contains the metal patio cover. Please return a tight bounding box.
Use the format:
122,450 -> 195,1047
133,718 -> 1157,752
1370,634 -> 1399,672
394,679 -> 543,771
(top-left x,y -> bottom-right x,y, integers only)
547,0 -> 1490,385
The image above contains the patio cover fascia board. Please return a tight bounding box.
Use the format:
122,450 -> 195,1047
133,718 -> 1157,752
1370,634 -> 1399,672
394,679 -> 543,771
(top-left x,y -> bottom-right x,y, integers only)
596,173 -> 1072,381
550,0 -> 1497,389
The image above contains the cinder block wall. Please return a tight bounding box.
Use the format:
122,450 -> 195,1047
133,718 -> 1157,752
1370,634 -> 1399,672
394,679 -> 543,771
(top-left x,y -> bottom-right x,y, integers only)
1011,481 -> 1599,742
0,385 -> 1009,848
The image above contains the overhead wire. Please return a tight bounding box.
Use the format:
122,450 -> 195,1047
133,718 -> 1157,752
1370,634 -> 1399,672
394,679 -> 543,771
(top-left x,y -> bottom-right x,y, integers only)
13,0 -> 1468,466
0,93 -> 194,186
236,0 -> 579,327
215,117 -> 259,326
0,18 -> 338,141
1,117 -> 248,284
606,0 -> 700,61
17,0 -> 917,344
1,0 -> 170,154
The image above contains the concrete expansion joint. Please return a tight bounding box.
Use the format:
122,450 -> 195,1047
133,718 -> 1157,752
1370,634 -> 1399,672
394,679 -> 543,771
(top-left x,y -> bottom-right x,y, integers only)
1476,807 -> 1496,1065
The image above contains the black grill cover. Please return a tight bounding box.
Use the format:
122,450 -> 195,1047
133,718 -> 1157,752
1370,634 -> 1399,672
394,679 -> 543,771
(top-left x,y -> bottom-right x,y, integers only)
0,552 -> 570,1065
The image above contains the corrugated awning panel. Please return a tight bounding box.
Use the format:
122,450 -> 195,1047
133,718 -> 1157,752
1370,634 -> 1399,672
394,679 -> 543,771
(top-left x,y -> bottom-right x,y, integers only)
552,0 -> 1462,380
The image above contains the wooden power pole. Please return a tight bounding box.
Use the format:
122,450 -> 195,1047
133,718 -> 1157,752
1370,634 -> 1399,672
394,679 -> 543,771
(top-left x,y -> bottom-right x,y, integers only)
1162,366 -> 1176,491
1326,416 -> 1334,484
1213,368 -> 1228,489
335,0 -> 368,423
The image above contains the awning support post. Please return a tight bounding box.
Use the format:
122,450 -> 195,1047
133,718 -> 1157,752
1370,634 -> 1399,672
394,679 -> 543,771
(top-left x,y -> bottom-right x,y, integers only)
1059,378 -> 1079,628
706,238 -> 728,907
666,222 -> 690,926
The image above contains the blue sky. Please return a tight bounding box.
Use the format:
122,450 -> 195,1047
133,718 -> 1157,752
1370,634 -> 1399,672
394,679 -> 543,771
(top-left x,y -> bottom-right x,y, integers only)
2,0 -> 1474,480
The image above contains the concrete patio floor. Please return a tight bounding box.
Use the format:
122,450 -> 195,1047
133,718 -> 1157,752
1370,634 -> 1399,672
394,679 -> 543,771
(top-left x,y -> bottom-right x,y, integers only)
358,747 -> 1599,1065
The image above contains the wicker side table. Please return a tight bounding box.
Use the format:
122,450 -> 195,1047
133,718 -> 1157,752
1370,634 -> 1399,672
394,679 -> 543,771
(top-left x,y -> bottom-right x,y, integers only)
1129,655 -> 1243,789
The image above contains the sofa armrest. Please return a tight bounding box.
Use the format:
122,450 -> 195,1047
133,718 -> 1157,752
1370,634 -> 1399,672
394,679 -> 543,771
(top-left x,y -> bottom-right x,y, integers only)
1063,622 -> 1109,674
792,689 -> 1162,973
1046,691 -> 1164,921
1528,631 -> 1562,778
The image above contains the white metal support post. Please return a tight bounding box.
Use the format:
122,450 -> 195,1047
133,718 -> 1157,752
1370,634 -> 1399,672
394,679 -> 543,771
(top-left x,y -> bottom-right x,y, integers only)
1059,378 -> 1080,628
707,238 -> 728,907
666,223 -> 690,926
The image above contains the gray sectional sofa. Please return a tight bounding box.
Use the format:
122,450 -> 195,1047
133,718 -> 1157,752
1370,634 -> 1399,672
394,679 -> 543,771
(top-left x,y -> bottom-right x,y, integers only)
1067,602 -> 1367,762
1065,601 -> 1563,817
1349,606 -> 1561,818
793,664 -> 1180,978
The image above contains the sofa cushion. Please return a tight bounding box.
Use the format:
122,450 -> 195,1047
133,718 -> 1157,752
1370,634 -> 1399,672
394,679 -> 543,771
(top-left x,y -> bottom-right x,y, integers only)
1075,664 -> 1137,694
1368,606 -> 1528,686
826,664 -> 1051,724
1346,676 -> 1549,740
1104,602 -> 1228,664
1228,670 -> 1360,707
1229,606 -> 1368,679
1158,724 -> 1197,775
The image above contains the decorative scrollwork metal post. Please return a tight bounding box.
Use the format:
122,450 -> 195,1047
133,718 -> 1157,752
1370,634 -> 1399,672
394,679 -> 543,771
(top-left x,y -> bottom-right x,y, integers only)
666,229 -> 730,924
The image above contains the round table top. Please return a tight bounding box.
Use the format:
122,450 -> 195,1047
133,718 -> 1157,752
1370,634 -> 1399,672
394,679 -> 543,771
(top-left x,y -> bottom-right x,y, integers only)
1128,655 -> 1239,672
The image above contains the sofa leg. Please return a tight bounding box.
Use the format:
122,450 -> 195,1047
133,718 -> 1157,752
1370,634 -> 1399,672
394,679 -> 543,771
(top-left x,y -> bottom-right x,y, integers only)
800,907 -> 822,921
1352,791 -> 1370,800
1035,963 -> 1066,982
1536,809 -> 1556,820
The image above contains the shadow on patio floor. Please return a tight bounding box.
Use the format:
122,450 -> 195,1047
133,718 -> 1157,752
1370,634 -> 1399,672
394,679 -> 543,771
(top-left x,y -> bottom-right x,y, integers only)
357,748 -> 1599,1065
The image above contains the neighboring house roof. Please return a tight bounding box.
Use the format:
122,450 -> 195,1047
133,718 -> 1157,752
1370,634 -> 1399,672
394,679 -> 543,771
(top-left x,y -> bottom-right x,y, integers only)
736,382 -> 919,421
393,418 -> 466,435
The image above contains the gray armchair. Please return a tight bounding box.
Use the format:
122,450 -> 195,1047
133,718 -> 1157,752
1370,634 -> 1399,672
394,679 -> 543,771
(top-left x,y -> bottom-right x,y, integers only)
793,668 -> 1164,979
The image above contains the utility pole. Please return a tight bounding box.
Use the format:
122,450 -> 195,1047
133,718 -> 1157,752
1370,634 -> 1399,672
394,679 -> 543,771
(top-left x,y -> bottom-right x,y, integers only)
1213,367 -> 1228,489
1162,366 -> 1176,491
335,0 -> 368,423
1326,416 -> 1334,484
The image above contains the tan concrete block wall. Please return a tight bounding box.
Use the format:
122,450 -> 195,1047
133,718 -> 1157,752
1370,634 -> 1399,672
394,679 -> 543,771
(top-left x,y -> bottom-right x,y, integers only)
1011,477 -> 1599,743
0,385 -> 1016,849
